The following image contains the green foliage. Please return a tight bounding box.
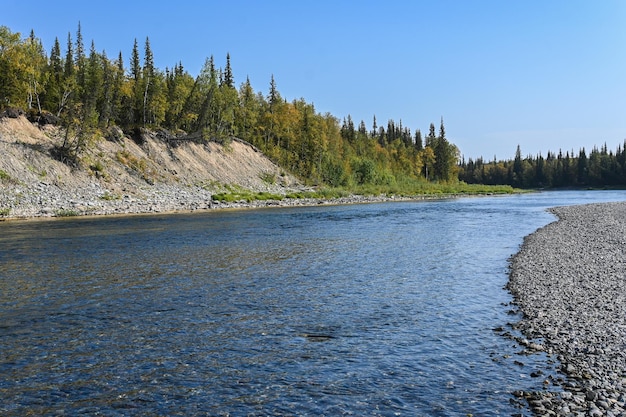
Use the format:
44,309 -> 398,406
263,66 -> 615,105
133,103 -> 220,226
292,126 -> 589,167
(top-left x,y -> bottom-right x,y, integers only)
320,158 -> 347,187
0,169 -> 11,181
115,149 -> 157,183
100,191 -> 120,200
259,171 -> 276,185
0,207 -> 10,216
285,188 -> 349,199
55,209 -> 79,217
459,142 -> 626,189
351,158 -> 377,185
89,160 -> 105,176
1,23 -> 473,190
8,22 -> 625,194
211,189 -> 284,203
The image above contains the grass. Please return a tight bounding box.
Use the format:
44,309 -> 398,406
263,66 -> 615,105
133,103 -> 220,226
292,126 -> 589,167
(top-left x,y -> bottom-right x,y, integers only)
0,169 -> 11,181
210,181 -> 516,205
116,150 -> 146,173
212,190 -> 284,203
0,208 -> 10,217
285,188 -> 349,199
259,171 -> 276,185
100,191 -> 120,201
344,180 -> 517,197
115,150 -> 157,183
55,209 -> 79,217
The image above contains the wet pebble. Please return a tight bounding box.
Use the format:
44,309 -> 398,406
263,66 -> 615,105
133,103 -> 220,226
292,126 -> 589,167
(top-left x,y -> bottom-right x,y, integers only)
508,202 -> 626,416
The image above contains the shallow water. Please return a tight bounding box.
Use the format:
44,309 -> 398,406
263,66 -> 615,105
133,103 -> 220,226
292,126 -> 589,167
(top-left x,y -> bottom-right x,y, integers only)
1,190 -> 624,416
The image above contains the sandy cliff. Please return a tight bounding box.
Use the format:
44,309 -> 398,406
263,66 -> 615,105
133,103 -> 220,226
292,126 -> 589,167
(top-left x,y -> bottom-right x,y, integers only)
0,115 -> 301,218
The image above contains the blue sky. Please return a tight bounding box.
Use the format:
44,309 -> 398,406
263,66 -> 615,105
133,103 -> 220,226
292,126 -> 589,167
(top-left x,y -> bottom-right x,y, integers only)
5,0 -> 626,160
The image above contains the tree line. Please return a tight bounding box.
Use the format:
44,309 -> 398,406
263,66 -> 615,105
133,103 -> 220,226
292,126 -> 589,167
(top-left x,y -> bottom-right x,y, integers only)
459,143 -> 626,188
0,24 -> 459,186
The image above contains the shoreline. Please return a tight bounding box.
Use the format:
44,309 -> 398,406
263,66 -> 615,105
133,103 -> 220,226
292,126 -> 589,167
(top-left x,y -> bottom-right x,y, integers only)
508,202 -> 626,416
0,181 -> 467,222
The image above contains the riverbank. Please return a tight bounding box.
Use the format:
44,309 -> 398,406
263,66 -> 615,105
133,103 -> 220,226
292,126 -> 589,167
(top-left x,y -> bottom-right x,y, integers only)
0,114 -> 478,221
0,179 -> 435,220
508,202 -> 626,416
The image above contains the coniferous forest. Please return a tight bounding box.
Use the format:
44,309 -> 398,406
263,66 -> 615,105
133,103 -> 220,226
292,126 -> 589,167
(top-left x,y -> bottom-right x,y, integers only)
459,143 -> 626,189
1,24 -> 625,191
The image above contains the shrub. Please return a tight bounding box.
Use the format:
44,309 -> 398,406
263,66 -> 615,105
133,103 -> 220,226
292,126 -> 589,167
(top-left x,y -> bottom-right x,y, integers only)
55,209 -> 79,217
260,172 -> 276,185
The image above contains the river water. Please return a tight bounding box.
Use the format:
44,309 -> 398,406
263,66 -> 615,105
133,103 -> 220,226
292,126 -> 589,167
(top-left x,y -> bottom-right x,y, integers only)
1,190 -> 624,416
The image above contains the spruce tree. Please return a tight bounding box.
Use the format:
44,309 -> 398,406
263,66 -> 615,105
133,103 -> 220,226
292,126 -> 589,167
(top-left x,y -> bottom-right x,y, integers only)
371,115 -> 378,138
44,37 -> 63,112
142,37 -> 154,125
513,144 -> 523,187
414,129 -> 423,151
426,123 -> 436,148
223,52 -> 234,88
268,74 -> 280,109
63,33 -> 74,78
130,38 -> 141,124
75,22 -> 86,100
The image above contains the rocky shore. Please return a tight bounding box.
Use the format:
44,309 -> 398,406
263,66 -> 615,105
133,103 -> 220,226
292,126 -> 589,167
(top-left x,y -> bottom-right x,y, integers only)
0,179 -> 417,220
508,202 -> 626,416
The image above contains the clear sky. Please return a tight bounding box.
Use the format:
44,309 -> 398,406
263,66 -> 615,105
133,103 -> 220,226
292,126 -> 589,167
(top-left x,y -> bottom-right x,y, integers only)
4,0 -> 626,160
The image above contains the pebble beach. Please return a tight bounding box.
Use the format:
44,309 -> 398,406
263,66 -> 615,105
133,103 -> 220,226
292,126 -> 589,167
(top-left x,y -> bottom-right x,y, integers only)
508,202 -> 626,416
0,180 -> 426,220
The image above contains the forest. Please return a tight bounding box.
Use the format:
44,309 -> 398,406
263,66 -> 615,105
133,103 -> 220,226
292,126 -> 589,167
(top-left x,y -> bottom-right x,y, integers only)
459,143 -> 626,189
0,24 -> 459,191
2,24 -> 624,191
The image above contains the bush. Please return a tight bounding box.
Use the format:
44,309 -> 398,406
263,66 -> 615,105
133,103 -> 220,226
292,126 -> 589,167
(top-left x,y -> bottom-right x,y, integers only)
351,158 -> 377,185
260,172 -> 276,185
321,160 -> 347,187
55,209 -> 79,217
211,190 -> 284,203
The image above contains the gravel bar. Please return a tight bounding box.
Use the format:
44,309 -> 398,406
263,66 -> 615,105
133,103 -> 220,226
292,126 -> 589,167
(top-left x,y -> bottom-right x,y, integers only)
508,202 -> 626,416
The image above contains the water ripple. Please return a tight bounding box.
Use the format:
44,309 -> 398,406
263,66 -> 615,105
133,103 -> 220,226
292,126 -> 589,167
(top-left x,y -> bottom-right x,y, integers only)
2,191 -> 625,415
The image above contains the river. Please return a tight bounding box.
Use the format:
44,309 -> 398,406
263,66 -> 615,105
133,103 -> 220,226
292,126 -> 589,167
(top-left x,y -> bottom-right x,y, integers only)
1,190 -> 624,416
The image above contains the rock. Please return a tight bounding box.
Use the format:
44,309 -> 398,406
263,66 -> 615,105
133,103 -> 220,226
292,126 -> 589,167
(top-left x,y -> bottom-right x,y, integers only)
508,202 -> 626,416
1,107 -> 22,118
37,111 -> 60,126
